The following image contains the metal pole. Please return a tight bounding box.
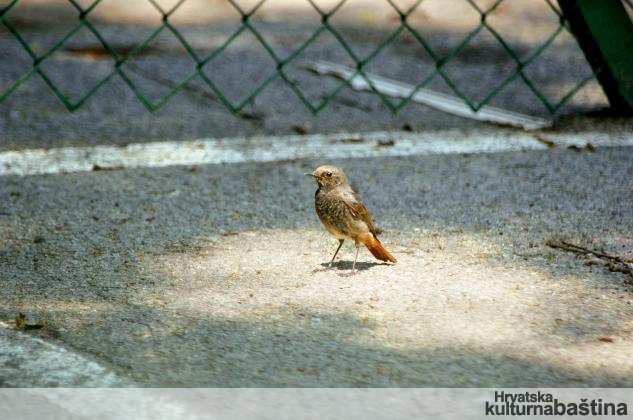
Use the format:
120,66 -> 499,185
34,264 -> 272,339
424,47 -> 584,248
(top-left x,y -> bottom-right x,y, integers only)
558,0 -> 633,114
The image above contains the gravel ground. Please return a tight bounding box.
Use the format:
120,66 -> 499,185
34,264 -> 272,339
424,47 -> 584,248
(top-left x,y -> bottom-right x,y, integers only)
1,146 -> 632,386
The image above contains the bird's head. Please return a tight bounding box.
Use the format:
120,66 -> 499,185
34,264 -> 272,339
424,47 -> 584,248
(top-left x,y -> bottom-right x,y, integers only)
305,165 -> 347,189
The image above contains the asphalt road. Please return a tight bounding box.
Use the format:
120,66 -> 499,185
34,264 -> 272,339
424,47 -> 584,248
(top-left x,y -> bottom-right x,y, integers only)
1,141 -> 632,387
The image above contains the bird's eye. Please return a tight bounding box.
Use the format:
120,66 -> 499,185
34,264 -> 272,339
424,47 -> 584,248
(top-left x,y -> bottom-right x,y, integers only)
325,172 -> 332,177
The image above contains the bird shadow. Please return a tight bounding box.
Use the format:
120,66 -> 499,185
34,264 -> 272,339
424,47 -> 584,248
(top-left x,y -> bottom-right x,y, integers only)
312,260 -> 388,276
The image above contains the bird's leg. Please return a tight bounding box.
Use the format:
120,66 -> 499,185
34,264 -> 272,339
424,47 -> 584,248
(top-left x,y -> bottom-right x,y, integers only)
352,240 -> 360,273
329,239 -> 344,267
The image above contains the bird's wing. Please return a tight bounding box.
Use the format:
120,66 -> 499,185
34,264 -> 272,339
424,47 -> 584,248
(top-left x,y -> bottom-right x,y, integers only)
343,198 -> 381,236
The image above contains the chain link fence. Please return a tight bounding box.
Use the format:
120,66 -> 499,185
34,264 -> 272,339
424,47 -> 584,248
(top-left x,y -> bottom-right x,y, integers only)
1,0 -> 632,115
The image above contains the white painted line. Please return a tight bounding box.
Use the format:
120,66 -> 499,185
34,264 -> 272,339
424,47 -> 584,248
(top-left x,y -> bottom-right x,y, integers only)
0,321 -> 132,387
304,60 -> 552,130
1,130 -> 632,176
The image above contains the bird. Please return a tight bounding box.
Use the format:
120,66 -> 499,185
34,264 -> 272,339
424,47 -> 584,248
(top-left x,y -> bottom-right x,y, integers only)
306,165 -> 396,272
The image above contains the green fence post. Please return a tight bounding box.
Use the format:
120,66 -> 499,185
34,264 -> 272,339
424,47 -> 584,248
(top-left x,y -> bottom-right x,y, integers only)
558,0 -> 633,114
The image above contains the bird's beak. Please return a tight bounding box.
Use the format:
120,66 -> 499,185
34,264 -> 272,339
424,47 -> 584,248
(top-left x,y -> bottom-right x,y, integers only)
304,172 -> 316,178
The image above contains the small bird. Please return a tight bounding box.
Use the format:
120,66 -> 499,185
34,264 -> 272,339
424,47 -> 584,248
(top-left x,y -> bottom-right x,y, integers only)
306,165 -> 396,272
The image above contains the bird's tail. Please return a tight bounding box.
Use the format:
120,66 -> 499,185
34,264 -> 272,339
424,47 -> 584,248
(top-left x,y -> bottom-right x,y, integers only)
361,234 -> 397,263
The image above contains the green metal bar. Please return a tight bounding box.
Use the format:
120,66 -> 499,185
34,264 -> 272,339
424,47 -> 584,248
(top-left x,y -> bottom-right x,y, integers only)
0,0 -> 19,16
558,0 -> 633,114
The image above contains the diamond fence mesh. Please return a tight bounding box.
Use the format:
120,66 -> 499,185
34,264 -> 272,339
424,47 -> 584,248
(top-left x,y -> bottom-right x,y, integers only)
1,0 -> 631,115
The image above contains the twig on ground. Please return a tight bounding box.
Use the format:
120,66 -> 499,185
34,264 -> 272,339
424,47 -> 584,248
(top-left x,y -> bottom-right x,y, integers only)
546,239 -> 633,280
14,313 -> 45,330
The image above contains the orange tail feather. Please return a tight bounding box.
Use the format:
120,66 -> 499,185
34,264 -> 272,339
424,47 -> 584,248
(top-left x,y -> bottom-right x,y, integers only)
362,235 -> 397,263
